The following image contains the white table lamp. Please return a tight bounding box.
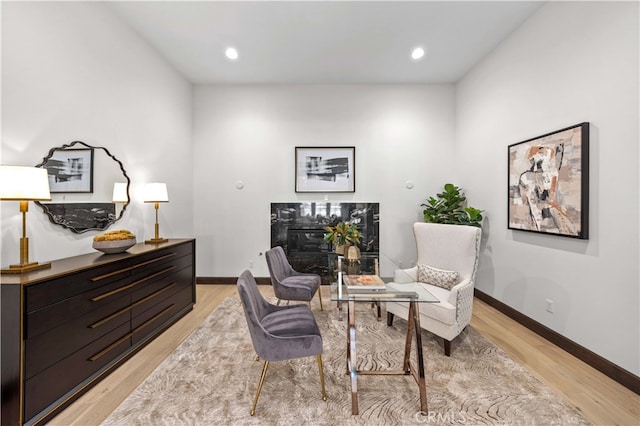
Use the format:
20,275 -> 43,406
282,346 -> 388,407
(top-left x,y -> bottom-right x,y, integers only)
0,166 -> 52,273
143,182 -> 169,244
112,182 -> 128,204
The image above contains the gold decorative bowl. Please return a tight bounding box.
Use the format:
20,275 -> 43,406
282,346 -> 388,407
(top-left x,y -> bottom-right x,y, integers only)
92,238 -> 136,254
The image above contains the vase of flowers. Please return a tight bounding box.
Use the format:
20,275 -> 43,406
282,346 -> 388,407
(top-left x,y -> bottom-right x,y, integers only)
323,221 -> 362,255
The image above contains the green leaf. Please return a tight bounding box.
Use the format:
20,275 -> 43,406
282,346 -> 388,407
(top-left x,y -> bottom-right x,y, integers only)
421,183 -> 483,227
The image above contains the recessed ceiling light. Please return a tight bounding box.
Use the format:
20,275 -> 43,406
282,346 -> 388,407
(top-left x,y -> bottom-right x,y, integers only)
225,47 -> 239,61
411,46 -> 425,61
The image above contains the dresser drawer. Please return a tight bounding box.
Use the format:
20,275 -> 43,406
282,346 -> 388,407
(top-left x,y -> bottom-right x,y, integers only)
24,322 -> 131,421
26,274 -> 134,339
25,260 -> 136,313
126,243 -> 192,280
129,255 -> 192,299
131,271 -> 192,320
24,293 -> 131,379
131,284 -> 194,346
131,257 -> 191,298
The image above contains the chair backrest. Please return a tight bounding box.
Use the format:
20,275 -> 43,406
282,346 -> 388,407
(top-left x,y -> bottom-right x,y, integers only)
265,246 -> 293,283
413,222 -> 481,283
237,269 -> 271,358
237,269 -> 322,362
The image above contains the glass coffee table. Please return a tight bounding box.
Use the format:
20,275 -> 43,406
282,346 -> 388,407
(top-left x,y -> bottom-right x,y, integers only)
331,265 -> 438,415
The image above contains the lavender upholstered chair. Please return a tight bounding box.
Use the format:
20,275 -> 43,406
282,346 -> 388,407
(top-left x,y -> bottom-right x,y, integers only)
237,270 -> 327,416
265,246 -> 324,310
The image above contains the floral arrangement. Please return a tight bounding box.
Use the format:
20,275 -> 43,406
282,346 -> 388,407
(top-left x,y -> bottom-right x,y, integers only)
323,221 -> 362,246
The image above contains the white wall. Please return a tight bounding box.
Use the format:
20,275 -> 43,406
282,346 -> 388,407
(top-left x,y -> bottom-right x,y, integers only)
1,2 -> 193,264
193,85 -> 456,277
456,1 -> 639,375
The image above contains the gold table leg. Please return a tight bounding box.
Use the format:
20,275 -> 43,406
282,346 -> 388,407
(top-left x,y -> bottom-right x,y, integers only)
347,300 -> 359,415
403,302 -> 416,373
409,301 -> 428,413
344,299 -> 427,416
337,300 -> 344,321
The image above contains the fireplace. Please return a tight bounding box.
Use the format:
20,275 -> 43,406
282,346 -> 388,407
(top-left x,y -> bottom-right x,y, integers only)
287,228 -> 329,254
271,202 -> 379,283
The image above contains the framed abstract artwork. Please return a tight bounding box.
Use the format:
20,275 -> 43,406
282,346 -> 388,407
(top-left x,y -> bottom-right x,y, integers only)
508,122 -> 589,239
295,146 -> 355,193
41,148 -> 94,193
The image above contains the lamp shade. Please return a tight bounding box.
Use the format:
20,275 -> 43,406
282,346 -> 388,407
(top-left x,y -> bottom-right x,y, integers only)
112,182 -> 128,203
143,183 -> 169,203
0,166 -> 51,201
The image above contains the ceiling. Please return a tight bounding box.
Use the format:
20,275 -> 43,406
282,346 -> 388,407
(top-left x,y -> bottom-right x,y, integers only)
107,1 -> 543,85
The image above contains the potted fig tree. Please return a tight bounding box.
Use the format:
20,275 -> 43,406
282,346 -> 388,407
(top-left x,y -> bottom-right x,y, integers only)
421,183 -> 483,227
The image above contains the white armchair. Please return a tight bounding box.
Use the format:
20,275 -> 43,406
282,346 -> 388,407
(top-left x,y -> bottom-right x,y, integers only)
386,222 -> 481,356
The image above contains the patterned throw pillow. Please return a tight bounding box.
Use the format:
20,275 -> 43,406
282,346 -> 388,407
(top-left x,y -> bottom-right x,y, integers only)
417,264 -> 458,290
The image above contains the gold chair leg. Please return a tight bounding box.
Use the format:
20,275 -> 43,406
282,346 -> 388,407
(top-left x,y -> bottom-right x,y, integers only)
276,299 -> 281,306
251,361 -> 269,416
317,355 -> 327,401
318,287 -> 324,311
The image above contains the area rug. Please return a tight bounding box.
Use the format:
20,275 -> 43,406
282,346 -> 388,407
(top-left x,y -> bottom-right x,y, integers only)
102,298 -> 591,425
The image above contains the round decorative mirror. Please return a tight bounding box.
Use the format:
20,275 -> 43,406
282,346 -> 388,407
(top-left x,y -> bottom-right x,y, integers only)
35,141 -> 130,233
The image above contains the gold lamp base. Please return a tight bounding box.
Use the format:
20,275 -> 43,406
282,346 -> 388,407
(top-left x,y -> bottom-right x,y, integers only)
145,204 -> 168,244
145,238 -> 168,244
1,261 -> 52,274
1,234 -> 52,274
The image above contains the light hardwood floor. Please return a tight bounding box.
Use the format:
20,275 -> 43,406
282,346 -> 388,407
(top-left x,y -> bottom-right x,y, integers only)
51,284 -> 639,426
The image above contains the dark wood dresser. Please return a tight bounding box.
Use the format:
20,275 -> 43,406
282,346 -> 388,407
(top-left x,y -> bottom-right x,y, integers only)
1,239 -> 196,426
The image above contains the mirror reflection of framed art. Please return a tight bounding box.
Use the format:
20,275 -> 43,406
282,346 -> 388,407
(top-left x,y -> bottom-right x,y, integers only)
41,147 -> 94,193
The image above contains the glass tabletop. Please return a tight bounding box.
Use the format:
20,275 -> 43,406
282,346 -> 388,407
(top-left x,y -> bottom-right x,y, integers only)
330,275 -> 439,303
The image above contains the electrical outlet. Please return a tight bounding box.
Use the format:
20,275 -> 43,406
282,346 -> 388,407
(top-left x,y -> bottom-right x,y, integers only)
545,299 -> 554,313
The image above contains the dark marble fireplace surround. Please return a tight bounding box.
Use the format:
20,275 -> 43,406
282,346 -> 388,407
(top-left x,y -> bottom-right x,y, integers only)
271,202 -> 379,283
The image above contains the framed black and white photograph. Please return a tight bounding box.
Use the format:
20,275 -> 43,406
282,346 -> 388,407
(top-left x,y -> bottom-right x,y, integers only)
41,148 -> 94,193
295,146 -> 355,193
508,122 -> 589,239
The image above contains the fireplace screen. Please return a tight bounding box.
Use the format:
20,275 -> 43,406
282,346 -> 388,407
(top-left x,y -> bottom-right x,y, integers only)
271,202 -> 379,282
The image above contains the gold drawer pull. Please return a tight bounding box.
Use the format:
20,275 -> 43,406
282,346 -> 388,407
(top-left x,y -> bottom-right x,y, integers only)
88,305 -> 175,362
89,306 -> 131,329
90,252 -> 177,282
131,253 -> 176,270
131,266 -> 176,288
89,303 -> 175,362
89,333 -> 133,362
90,266 -> 133,282
91,282 -> 137,302
132,304 -> 175,334
91,266 -> 176,302
89,282 -> 176,329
